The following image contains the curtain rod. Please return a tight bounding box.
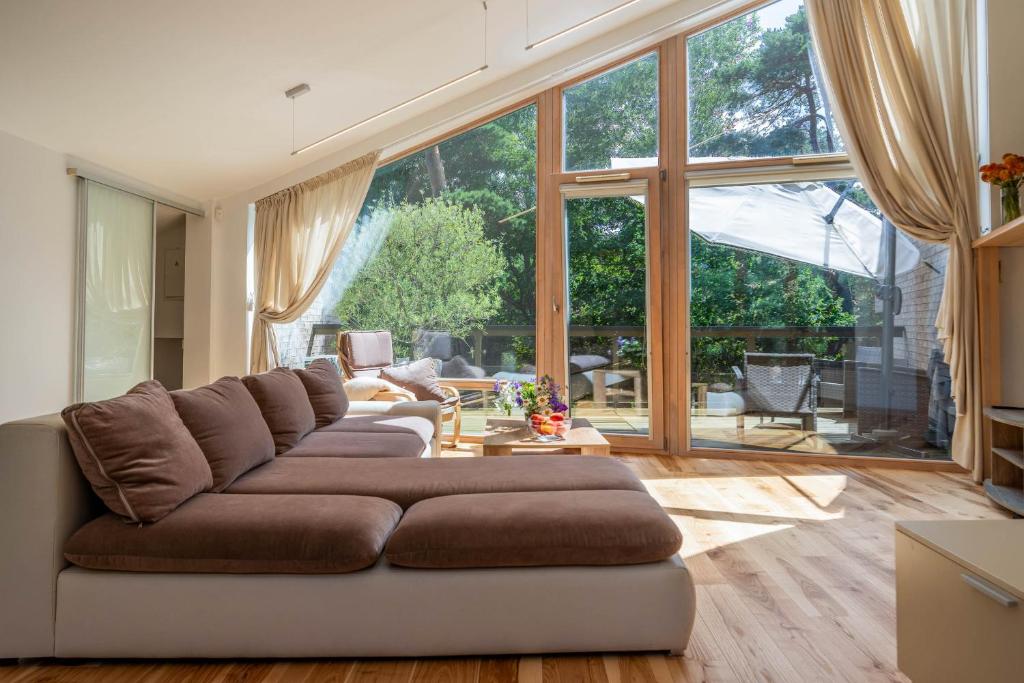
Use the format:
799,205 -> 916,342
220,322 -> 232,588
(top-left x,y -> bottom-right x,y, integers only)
66,167 -> 206,217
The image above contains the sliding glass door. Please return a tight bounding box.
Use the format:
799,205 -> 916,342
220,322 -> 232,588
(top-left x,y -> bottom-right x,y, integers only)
78,180 -> 155,401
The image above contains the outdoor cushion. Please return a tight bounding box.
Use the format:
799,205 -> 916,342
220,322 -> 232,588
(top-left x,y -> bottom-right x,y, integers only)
242,368 -> 316,454
380,358 -> 447,403
294,359 -> 349,428
281,431 -> 425,459
343,376 -> 410,401
318,414 -> 433,450
569,354 -> 610,374
171,377 -> 275,491
225,455 -> 646,508
65,493 -> 401,574
340,330 -> 393,373
385,490 -> 682,568
61,381 -> 212,523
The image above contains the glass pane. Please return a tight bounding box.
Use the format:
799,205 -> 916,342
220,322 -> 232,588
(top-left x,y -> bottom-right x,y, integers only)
274,105 -> 538,436
688,180 -> 954,461
563,53 -> 659,172
82,181 -> 154,401
565,193 -> 649,435
687,0 -> 845,162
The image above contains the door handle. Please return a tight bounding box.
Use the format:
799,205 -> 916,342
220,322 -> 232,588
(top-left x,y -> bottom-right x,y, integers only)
961,573 -> 1019,607
552,296 -> 560,314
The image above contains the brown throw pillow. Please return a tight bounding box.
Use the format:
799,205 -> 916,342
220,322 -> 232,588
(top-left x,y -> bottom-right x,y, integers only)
61,380 -> 213,523
294,359 -> 350,428
242,368 -> 316,454
380,358 -> 447,402
171,377 -> 276,491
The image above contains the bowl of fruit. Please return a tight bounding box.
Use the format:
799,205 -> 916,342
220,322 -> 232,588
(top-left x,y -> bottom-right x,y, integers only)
527,412 -> 572,441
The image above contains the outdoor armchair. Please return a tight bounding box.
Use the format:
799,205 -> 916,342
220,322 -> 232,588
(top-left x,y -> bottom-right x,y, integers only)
732,352 -> 818,432
337,330 -> 463,445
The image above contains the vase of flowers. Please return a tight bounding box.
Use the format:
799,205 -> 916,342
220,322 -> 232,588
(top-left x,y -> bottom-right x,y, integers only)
494,375 -> 570,440
980,153 -> 1024,223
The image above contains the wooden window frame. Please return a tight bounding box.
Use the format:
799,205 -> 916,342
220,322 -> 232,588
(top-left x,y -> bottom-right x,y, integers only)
355,0 -> 961,470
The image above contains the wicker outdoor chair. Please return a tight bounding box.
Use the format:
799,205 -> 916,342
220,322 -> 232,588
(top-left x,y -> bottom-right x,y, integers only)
732,352 -> 818,432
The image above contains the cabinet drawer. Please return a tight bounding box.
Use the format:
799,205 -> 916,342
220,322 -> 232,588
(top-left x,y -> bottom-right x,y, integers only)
896,532 -> 1024,683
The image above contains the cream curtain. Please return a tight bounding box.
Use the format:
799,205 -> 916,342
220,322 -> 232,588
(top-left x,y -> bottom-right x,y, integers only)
806,0 -> 982,478
250,150 -> 380,373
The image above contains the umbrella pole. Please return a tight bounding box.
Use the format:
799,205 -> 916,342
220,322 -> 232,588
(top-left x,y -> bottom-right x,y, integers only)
879,218 -> 898,431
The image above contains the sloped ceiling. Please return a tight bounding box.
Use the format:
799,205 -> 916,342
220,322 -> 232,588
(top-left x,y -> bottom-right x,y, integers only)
0,0 -> 711,201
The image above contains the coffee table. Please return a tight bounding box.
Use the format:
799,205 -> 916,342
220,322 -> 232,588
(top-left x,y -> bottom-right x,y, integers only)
482,417 -> 611,456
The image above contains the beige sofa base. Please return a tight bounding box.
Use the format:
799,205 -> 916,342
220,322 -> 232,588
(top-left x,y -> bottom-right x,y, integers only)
55,557 -> 696,658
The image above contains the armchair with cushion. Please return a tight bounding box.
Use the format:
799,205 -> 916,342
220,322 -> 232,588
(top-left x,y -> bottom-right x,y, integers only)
338,330 -> 463,446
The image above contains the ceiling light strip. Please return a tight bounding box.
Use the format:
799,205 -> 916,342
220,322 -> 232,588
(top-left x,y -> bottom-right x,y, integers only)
292,2 -> 489,156
525,0 -> 641,51
292,66 -> 488,155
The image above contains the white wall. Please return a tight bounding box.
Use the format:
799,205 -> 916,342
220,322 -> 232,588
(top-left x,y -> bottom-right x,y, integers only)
0,128 -> 215,418
0,129 -> 77,422
988,0 -> 1024,406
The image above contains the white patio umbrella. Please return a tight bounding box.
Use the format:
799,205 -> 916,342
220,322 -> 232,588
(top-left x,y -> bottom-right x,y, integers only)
610,158 -> 920,279
688,183 -> 920,278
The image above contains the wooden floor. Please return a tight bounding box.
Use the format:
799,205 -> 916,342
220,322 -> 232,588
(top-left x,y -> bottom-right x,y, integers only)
1,450 -> 1007,683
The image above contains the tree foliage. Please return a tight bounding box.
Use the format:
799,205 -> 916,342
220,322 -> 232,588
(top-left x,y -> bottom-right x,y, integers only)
335,199 -> 506,357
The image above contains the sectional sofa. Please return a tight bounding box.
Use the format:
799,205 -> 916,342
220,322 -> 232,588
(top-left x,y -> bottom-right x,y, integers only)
0,360 -> 696,660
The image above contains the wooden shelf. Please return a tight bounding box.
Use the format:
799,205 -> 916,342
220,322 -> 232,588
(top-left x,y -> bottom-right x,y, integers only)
973,215 -> 1024,248
985,406 -> 1024,428
992,447 -> 1024,469
985,406 -> 1024,515
983,479 -> 1024,516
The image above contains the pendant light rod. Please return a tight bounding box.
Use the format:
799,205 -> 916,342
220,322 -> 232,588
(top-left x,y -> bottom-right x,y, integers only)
292,2 -> 489,156
526,0 -> 641,50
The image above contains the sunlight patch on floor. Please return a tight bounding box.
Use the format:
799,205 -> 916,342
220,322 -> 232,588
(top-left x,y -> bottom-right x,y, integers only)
642,473 -> 848,522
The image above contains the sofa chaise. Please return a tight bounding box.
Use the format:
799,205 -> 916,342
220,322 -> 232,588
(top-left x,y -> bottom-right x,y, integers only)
0,360 -> 696,660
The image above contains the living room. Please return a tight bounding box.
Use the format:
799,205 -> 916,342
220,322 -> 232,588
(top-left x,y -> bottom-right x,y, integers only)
1,1 -> 1022,681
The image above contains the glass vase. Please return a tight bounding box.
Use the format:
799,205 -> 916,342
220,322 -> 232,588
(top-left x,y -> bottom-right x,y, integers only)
1002,184 -> 1021,223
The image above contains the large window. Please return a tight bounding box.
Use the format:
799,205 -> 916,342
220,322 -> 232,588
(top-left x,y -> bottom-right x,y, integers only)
687,0 -> 844,162
256,0 -> 956,462
685,0 -> 954,462
563,52 -> 659,171
687,179 -> 954,460
275,105 -> 537,435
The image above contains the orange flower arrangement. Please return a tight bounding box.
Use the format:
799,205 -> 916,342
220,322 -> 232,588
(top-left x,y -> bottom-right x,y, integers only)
980,153 -> 1024,188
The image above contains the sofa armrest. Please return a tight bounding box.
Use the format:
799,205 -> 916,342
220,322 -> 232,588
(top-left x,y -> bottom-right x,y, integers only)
346,400 -> 442,457
0,414 -> 99,657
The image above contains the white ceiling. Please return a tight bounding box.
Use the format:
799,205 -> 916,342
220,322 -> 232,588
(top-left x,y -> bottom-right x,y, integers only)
0,0 -> 685,201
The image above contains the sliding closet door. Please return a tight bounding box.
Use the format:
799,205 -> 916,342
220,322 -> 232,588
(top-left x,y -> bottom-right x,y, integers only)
78,180 -> 155,401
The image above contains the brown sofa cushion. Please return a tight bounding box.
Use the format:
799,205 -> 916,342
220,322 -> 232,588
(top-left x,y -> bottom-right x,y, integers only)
317,414 -> 433,449
380,358 -> 447,402
242,368 -> 316,454
226,455 -> 645,508
65,493 -> 401,574
61,381 -> 212,523
171,377 -> 275,491
294,359 -> 349,428
281,431 -> 425,459
385,490 -> 681,568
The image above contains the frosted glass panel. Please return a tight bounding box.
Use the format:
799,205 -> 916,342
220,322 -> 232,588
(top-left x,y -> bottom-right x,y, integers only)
81,181 -> 154,401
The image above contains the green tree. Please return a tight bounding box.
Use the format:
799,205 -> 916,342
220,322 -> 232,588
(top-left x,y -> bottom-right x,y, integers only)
335,199 -> 507,357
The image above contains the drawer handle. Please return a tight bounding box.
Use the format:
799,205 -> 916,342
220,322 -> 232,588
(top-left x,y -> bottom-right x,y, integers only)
961,573 -> 1019,608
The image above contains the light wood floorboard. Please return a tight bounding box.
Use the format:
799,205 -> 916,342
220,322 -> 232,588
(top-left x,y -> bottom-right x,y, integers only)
1,448 -> 1007,683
